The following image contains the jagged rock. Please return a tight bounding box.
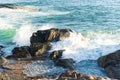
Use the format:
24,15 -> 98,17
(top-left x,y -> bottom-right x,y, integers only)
0,4 -> 18,9
30,42 -> 51,57
30,28 -> 72,44
0,45 -> 4,55
50,50 -> 65,60
57,70 -> 114,80
7,46 -> 31,59
105,65 -> 120,79
98,50 -> 120,68
55,58 -> 75,70
0,4 -> 38,11
98,50 -> 120,79
0,72 -> 10,80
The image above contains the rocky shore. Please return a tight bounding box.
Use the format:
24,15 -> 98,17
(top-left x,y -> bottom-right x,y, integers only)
0,28 -> 119,80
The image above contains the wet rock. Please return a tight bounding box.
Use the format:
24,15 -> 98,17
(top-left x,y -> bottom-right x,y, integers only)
98,50 -> 120,68
57,70 -> 114,80
30,42 -> 51,57
50,50 -> 65,60
0,72 -> 10,80
2,61 -> 31,70
0,4 -> 18,9
0,4 -> 38,11
7,46 -> 31,59
0,45 -> 4,55
98,50 -> 120,79
30,28 -> 72,44
55,59 -> 75,70
105,65 -> 120,79
0,45 -> 4,49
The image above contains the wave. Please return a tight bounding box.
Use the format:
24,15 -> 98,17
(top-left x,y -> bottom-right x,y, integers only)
0,19 -> 13,30
13,24 -> 56,46
50,31 -> 120,62
12,24 -> 120,62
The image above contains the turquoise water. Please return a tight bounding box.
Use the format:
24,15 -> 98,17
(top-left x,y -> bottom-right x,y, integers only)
0,0 -> 120,77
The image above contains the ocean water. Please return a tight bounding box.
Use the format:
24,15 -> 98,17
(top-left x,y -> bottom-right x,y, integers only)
0,0 -> 120,77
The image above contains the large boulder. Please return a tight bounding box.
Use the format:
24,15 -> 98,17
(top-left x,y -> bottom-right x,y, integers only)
30,28 -> 72,44
98,50 -> 120,79
57,70 -> 113,80
7,46 -> 31,59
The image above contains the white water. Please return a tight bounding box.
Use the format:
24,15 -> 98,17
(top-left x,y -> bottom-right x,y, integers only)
50,31 -> 120,62
13,24 -> 56,46
12,24 -> 120,62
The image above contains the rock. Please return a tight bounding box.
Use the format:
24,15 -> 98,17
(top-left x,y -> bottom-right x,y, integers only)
98,50 -> 120,79
98,50 -> 120,68
30,28 -> 72,44
0,45 -> 4,49
0,72 -> 10,80
0,4 -> 38,11
55,58 -> 75,70
57,70 -> 114,80
50,50 -> 65,61
105,65 -> 120,79
7,46 -> 31,59
0,4 -> 18,9
0,45 -> 4,55
30,42 -> 51,57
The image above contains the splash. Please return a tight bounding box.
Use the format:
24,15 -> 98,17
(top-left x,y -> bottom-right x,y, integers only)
0,19 -> 13,30
13,24 -> 55,46
50,31 -> 120,62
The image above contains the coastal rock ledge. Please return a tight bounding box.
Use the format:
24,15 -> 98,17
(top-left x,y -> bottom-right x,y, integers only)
98,50 -> 120,79
57,70 -> 115,80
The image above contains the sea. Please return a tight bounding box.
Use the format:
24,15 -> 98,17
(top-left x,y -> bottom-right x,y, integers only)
0,0 -> 120,78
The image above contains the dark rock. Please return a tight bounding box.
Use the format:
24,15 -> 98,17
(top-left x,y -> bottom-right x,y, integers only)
7,46 -> 31,59
98,50 -> 120,68
55,58 -> 75,70
50,50 -> 65,61
0,45 -> 4,54
0,4 -> 18,9
98,50 -> 120,79
57,70 -> 114,80
0,45 -> 4,49
30,28 -> 71,44
30,42 -> 51,57
105,65 -> 120,79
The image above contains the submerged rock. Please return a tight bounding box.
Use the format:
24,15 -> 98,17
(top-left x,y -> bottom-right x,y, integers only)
98,50 -> 120,79
57,70 -> 114,80
7,46 -> 31,59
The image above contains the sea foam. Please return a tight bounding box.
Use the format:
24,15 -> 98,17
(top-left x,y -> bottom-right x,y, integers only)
13,24 -> 56,46
50,31 -> 120,62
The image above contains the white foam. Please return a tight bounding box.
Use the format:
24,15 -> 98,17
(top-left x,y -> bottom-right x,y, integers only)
13,24 -> 33,46
13,24 -> 55,46
50,31 -> 120,62
0,19 -> 13,30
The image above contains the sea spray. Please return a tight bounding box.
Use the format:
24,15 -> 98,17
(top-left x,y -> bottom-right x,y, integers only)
13,24 -> 56,46
50,31 -> 120,62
